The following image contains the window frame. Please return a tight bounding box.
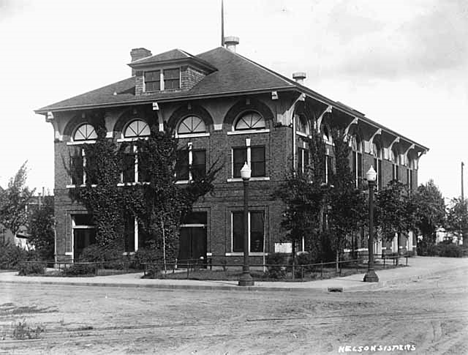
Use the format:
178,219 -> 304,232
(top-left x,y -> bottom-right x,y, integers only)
232,146 -> 266,179
176,115 -> 209,138
175,142 -> 207,183
229,210 -> 265,255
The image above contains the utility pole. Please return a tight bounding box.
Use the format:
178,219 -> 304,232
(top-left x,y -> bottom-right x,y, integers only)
462,162 -> 464,200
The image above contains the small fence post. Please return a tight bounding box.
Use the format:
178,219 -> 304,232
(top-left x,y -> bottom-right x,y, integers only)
186,260 -> 190,279
321,262 -> 323,279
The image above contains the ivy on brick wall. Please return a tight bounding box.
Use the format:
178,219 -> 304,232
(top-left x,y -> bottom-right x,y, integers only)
69,120 -> 221,264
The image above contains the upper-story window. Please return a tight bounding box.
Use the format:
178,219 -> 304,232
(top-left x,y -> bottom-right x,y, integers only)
178,116 -> 207,135
351,136 -> 363,188
372,141 -> 383,190
176,143 -> 206,182
234,112 -> 266,131
73,123 -> 97,142
322,125 -> 332,144
164,68 -> 180,90
232,138 -> 266,179
144,70 -> 161,92
121,119 -> 150,184
124,119 -> 150,138
70,123 -> 98,186
296,114 -> 310,136
144,68 -> 180,92
391,148 -> 399,181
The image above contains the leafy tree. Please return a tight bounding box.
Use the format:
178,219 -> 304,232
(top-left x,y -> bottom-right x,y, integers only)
0,162 -> 35,236
411,180 -> 446,254
445,197 -> 468,245
275,130 -> 328,263
375,180 -> 416,260
29,196 -> 55,260
328,130 -> 367,271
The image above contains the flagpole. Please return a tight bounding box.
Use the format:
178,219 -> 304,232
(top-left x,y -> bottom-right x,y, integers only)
221,0 -> 225,47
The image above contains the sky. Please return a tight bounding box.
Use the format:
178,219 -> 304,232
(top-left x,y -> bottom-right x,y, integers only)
0,0 -> 467,201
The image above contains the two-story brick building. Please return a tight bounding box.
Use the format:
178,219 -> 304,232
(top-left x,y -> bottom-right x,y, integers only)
35,39 -> 428,263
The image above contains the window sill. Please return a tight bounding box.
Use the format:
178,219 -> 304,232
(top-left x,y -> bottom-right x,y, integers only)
67,141 -> 96,146
66,184 -> 97,188
227,129 -> 270,136
227,177 -> 270,183
225,252 -> 267,256
117,182 -> 151,186
116,137 -> 149,143
176,133 -> 210,139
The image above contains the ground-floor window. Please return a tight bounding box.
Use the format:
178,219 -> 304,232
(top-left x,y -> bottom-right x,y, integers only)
232,211 -> 264,253
124,215 -> 150,252
72,214 -> 96,260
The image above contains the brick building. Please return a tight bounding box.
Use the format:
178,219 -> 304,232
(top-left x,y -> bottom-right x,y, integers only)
35,40 -> 428,263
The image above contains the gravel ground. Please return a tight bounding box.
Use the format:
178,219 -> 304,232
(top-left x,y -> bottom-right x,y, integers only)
0,267 -> 467,355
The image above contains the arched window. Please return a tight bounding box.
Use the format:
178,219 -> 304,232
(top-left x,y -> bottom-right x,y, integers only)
372,141 -> 382,159
73,124 -> 97,141
322,125 -> 332,144
124,119 -> 150,138
372,141 -> 383,189
296,115 -> 310,135
234,112 -> 265,131
351,136 -> 363,188
178,115 -> 207,135
391,147 -> 399,181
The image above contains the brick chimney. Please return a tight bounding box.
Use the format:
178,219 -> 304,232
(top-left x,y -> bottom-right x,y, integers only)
224,36 -> 239,53
130,48 -> 152,75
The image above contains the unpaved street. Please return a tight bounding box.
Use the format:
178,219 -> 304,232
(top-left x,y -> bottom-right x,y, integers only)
0,268 -> 467,355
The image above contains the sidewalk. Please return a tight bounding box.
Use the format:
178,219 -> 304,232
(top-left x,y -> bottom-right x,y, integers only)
1,257 -> 467,292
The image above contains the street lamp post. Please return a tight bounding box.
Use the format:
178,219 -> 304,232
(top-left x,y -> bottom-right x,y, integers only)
238,162 -> 254,286
364,166 -> 379,283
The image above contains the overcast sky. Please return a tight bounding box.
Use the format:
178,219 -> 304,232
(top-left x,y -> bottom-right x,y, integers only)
1,0 -> 467,201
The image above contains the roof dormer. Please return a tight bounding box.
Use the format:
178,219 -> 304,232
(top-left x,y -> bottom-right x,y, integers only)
128,48 -> 217,96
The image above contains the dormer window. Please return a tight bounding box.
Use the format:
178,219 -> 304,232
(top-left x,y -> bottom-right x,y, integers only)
144,70 -> 161,92
144,68 -> 180,92
164,68 -> 180,90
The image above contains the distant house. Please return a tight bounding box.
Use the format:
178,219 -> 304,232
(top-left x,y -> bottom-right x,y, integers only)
35,39 -> 428,263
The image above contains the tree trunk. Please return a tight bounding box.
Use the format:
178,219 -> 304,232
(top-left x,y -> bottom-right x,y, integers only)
335,249 -> 339,273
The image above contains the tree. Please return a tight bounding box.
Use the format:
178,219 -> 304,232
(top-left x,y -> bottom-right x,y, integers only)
275,129 -> 328,263
29,196 -> 55,260
0,162 -> 35,236
445,197 -> 468,245
375,180 -> 416,261
411,180 -> 446,254
328,130 -> 367,271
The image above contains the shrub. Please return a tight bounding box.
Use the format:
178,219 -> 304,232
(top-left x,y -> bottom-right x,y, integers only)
425,242 -> 464,258
134,248 -> 160,269
17,261 -> 46,276
0,242 -> 28,269
79,244 -> 131,270
62,263 -> 97,277
142,264 -> 162,279
438,243 -> 463,258
11,319 -> 44,340
266,253 -> 286,279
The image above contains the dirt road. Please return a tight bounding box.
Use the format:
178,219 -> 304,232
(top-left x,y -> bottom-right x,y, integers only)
0,267 -> 467,354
